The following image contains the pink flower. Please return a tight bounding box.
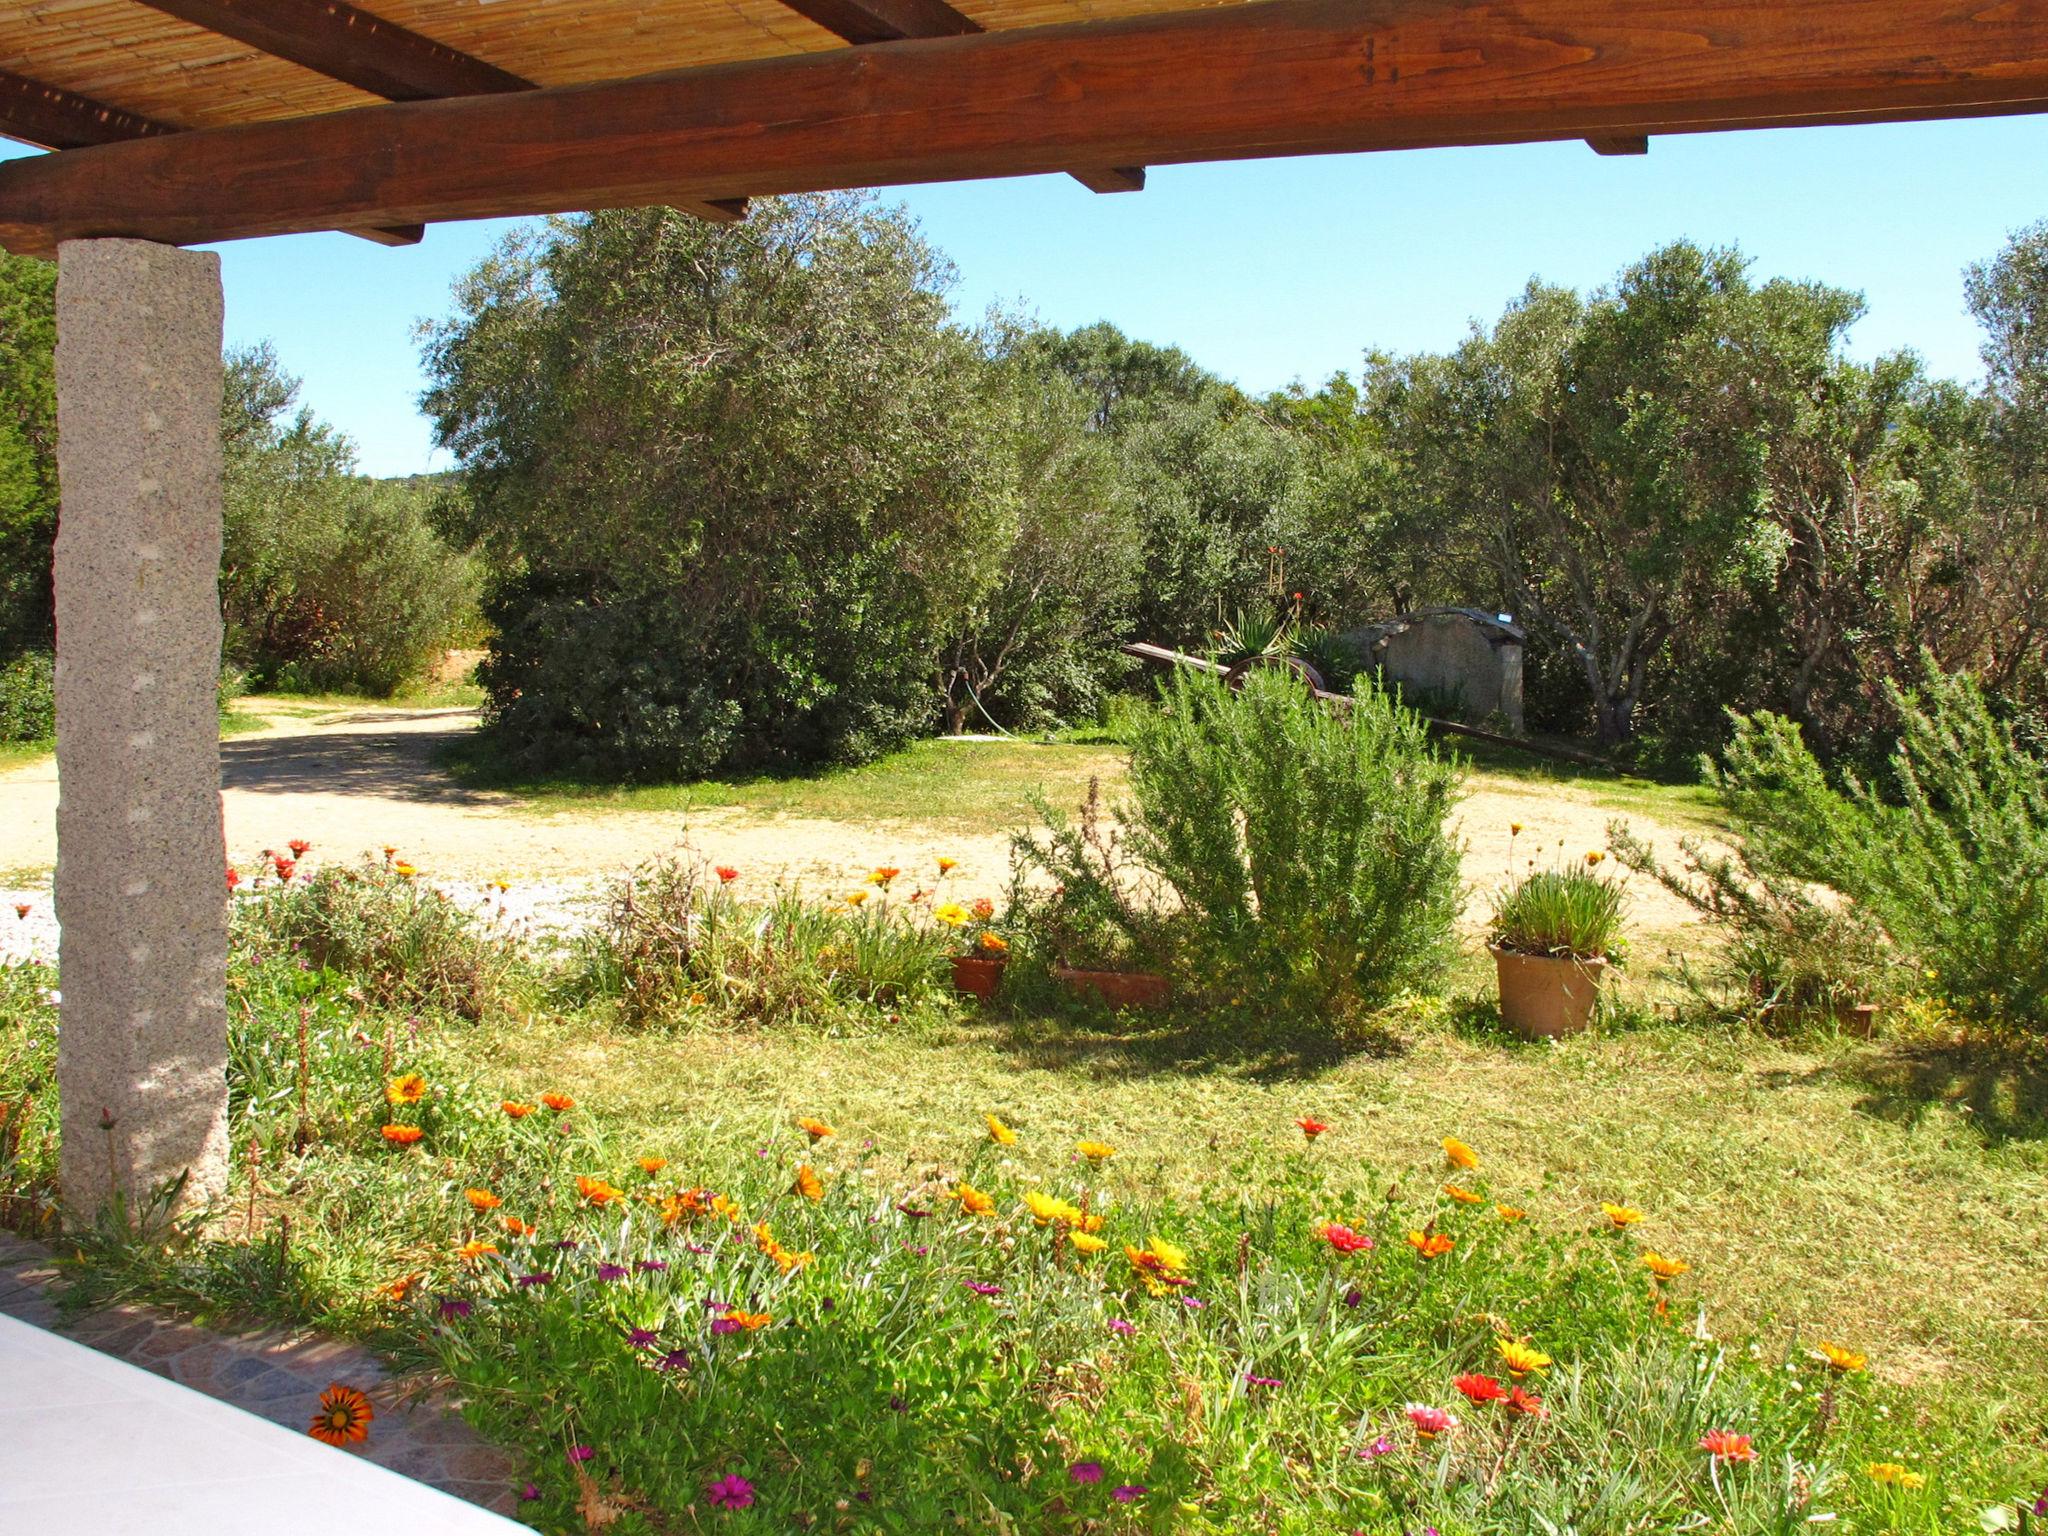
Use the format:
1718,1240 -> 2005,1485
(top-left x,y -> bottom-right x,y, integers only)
1405,1403 -> 1458,1439
1069,1461 -> 1103,1484
962,1280 -> 1003,1297
1106,1318 -> 1136,1336
567,1445 -> 595,1463
705,1473 -> 755,1509
1113,1485 -> 1146,1503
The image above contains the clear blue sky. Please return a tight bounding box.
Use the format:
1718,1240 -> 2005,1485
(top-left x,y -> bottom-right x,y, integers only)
10,116 -> 2046,476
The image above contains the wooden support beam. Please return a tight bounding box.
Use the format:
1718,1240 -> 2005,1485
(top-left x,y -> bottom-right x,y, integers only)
1586,134 -> 1650,155
132,0 -> 532,101
4,0 -> 2046,256
775,0 -> 1142,194
0,68 -> 179,150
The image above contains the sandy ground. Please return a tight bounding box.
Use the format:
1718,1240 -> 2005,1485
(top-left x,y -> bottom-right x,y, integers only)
0,706 -> 1706,964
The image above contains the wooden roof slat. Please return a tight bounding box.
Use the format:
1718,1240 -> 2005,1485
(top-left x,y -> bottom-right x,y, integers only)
131,0 -> 532,101
2,0 -> 2045,257
0,66 -> 178,149
776,0 -> 1146,193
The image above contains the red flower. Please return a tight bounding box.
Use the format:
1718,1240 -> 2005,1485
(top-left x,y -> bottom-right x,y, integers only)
273,856 -> 296,882
715,866 -> 738,883
1698,1429 -> 1757,1464
13,902 -> 30,919
1317,1222 -> 1374,1255
288,838 -> 311,857
1506,1385 -> 1547,1418
224,867 -> 240,891
1296,1116 -> 1329,1140
1454,1373 -> 1509,1405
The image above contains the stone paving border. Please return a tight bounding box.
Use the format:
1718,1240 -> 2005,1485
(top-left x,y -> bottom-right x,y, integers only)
0,1232 -> 523,1518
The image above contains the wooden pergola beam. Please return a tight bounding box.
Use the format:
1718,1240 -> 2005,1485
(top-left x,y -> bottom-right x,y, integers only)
3,0 -> 2045,256
132,0 -> 532,101
0,68 -> 180,150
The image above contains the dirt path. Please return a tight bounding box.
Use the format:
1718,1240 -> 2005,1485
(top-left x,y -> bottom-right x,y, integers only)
0,706 -> 1708,950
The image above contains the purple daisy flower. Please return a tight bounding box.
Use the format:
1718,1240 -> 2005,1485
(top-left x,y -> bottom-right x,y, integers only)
1069,1461 -> 1104,1485
658,1349 -> 691,1372
596,1263 -> 628,1282
1106,1318 -> 1136,1336
437,1297 -> 473,1321
705,1473 -> 755,1509
1113,1485 -> 1146,1503
963,1280 -> 1003,1297
902,1243 -> 929,1256
567,1445 -> 594,1464
1242,1371 -> 1282,1388
710,1317 -> 743,1335
635,1259 -> 668,1273
626,1327 -> 659,1347
1343,1286 -> 1364,1309
1180,1296 -> 1207,1310
554,1239 -> 581,1251
517,1271 -> 554,1287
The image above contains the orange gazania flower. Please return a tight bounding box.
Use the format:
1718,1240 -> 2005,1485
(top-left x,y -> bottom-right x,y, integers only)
936,857 -> 958,873
1698,1429 -> 1757,1464
464,1188 -> 502,1212
792,1164 -> 824,1201
455,1239 -> 499,1263
1496,1204 -> 1527,1222
1454,1372 -> 1508,1405
381,1273 -> 421,1302
720,1308 -> 772,1331
952,1182 -> 996,1217
1442,1136 -> 1479,1170
1296,1116 -> 1329,1140
1443,1184 -> 1484,1205
1815,1340 -> 1866,1373
1506,1384 -> 1547,1417
985,1112 -> 1017,1145
1076,1140 -> 1116,1164
867,866 -> 901,888
1496,1338 -> 1551,1377
1642,1252 -> 1690,1283
385,1073 -> 428,1106
500,1216 -> 534,1237
309,1383 -> 374,1446
638,1156 -> 669,1175
540,1092 -> 576,1112
1406,1230 -> 1454,1259
796,1116 -> 835,1142
715,866 -> 739,883
575,1175 -> 624,1205
381,1124 -> 424,1146
1600,1202 -> 1643,1228
977,931 -> 1009,954
500,1100 -> 535,1118
288,838 -> 311,857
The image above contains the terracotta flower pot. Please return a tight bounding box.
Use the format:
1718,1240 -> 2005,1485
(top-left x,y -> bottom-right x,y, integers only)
1761,999 -> 1882,1037
1491,945 -> 1608,1039
951,954 -> 1007,1001
1053,966 -> 1171,1010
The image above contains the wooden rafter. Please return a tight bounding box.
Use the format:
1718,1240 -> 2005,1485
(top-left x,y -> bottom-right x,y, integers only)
2,0 -> 2045,257
776,0 -> 1145,194
1586,135 -> 1651,155
130,0 -> 744,224
0,68 -> 179,150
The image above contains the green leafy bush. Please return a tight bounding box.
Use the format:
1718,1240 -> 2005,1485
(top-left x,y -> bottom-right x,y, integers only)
1019,670 -> 1462,1014
0,650 -> 52,742
576,857 -> 948,1030
1712,668 -> 2048,1029
235,857 -> 519,1021
1005,776 -> 1179,975
1489,857 -> 1628,962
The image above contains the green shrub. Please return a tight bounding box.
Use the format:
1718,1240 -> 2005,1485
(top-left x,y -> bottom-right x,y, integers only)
576,857 -> 948,1030
1712,668 -> 2048,1029
1489,858 -> 1628,962
1005,777 -> 1179,976
1020,670 -> 1462,1014
0,651 -> 53,742
235,857 -> 519,1021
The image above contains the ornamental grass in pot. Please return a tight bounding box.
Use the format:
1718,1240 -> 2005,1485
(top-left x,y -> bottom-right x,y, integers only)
1488,840 -> 1628,1039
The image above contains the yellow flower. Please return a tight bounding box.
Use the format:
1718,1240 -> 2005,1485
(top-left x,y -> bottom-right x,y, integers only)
1600,1202 -> 1643,1228
1584,850 -> 1606,865
796,1116 -> 835,1142
932,902 -> 969,927
844,889 -> 869,907
1641,1252 -> 1691,1283
711,1193 -> 744,1222
455,1239 -> 499,1264
936,856 -> 958,873
384,1073 -> 427,1106
985,1112 -> 1017,1145
1496,1205 -> 1526,1222
1077,1140 -> 1117,1164
393,861 -> 417,878
1866,1462 -> 1925,1489
575,1174 -> 624,1205
1406,1229 -> 1455,1258
1509,822 -> 1524,835
1023,1191 -> 1083,1227
1815,1340 -> 1867,1373
952,1182 -> 995,1217
1069,1231 -> 1108,1255
1443,1184 -> 1484,1205
1125,1235 -> 1188,1274
1442,1136 -> 1479,1170
1496,1338 -> 1551,1377
978,931 -> 1009,954
866,866 -> 900,888
792,1164 -> 824,1201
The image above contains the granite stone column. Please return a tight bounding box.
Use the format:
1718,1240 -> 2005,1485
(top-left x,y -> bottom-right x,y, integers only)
53,239 -> 230,1222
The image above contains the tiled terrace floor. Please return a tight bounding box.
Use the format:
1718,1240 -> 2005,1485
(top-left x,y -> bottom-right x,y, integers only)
0,1232 -> 526,1531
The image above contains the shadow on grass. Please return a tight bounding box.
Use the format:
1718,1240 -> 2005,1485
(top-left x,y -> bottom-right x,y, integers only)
971,995 -> 1407,1084
1835,1036 -> 2048,1146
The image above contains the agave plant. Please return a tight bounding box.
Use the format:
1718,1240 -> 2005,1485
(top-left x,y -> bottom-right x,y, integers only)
1211,608 -> 1293,668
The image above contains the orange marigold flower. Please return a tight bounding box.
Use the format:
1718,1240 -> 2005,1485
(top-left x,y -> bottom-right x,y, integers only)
1600,1201 -> 1643,1228
1496,1205 -> 1527,1222
455,1239 -> 499,1263
1444,1184 -> 1484,1205
1699,1429 -> 1757,1463
1815,1340 -> 1867,1373
1406,1230 -> 1454,1259
1642,1252 -> 1690,1283
540,1092 -> 576,1112
952,1182 -> 996,1217
309,1382 -> 374,1446
464,1188 -> 502,1212
978,931 -> 1009,954
796,1116 -> 834,1142
576,1175 -> 624,1205
1442,1136 -> 1479,1170
1296,1116 -> 1329,1140
384,1073 -> 427,1106
500,1100 -> 535,1118
638,1156 -> 669,1175
792,1164 -> 824,1201
381,1124 -> 423,1146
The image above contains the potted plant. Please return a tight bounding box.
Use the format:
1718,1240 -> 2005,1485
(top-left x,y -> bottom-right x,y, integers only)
939,897 -> 1010,1000
1487,844 -> 1627,1039
1008,779 -> 1175,1010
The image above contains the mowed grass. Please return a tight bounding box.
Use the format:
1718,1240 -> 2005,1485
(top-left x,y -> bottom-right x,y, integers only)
474,973 -> 2048,1457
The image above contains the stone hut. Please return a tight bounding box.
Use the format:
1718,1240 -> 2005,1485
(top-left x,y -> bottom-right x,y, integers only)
1345,607 -> 1525,732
